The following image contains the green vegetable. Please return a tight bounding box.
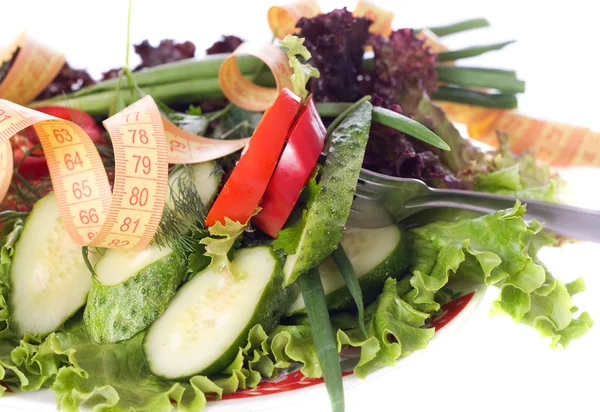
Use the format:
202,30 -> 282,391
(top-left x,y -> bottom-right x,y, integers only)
31,72 -> 274,116
431,86 -> 518,109
287,225 -> 408,315
8,193 -> 99,337
84,162 -> 220,343
199,216 -> 248,277
83,245 -> 186,343
65,54 -> 262,98
143,246 -> 299,379
472,132 -> 558,202
167,161 -> 222,208
272,277 -> 435,380
372,106 -> 450,150
331,246 -> 367,336
281,35 -> 320,98
405,202 -> 592,346
437,41 -> 515,62
48,317 -> 277,411
436,65 -> 525,94
299,268 -> 344,412
413,95 -> 481,173
281,101 -> 372,286
426,18 -> 490,37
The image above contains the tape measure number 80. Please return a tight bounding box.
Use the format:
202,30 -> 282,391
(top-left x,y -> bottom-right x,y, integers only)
0,95 -> 169,251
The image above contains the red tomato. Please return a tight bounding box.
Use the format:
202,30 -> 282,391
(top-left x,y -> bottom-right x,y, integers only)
253,96 -> 326,237
205,88 -> 301,227
14,106 -> 104,180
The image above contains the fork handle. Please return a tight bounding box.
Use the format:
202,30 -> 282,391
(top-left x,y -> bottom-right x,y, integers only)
408,189 -> 600,243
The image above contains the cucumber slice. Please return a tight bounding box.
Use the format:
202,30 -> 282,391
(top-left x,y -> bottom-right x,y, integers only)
9,193 -> 99,336
83,244 -> 185,343
287,225 -> 408,315
82,163 -> 218,344
143,245 -> 299,380
166,161 -> 222,209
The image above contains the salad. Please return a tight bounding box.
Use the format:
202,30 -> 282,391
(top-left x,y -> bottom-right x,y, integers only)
0,1 -> 595,412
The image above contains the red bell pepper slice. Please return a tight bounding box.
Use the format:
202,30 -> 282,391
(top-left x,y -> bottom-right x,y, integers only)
14,106 -> 104,180
253,96 -> 326,237
205,88 -> 301,227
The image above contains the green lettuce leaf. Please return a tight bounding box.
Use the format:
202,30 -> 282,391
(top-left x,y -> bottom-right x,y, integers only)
281,35 -> 320,98
50,319 -> 275,412
473,133 -> 558,202
270,278 -> 435,380
404,201 -> 592,346
199,216 -> 249,278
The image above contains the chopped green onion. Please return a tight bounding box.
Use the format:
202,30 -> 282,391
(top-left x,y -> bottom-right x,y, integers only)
372,106 -> 450,151
432,86 -> 518,109
331,246 -> 367,337
437,40 -> 515,62
436,65 -> 525,94
299,268 -> 345,412
426,18 -> 490,37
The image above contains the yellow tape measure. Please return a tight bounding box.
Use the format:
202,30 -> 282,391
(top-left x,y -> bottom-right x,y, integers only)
0,96 -> 168,251
218,42 -> 294,112
268,0 -> 322,39
0,33 -> 250,249
0,33 -> 65,105
416,29 -> 600,167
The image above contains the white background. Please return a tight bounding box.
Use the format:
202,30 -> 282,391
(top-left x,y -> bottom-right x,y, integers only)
1,1 -> 600,412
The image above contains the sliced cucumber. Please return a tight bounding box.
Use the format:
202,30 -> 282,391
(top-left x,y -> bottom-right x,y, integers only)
83,244 -> 185,343
9,192 -> 99,337
143,245 -> 299,380
282,101 -> 372,286
166,161 -> 222,209
83,162 -> 219,344
287,225 -> 408,315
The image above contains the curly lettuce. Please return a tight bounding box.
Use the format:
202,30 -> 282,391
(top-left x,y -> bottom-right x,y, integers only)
271,278 -> 435,379
404,201 -> 592,347
43,320 -> 273,412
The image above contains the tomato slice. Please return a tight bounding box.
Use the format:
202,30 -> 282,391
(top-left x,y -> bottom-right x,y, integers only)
253,96 -> 326,237
205,88 -> 301,227
14,106 -> 104,180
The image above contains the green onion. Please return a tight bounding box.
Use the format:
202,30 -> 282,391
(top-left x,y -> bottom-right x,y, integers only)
436,65 -> 525,94
70,54 -> 263,98
299,268 -> 344,412
432,86 -> 518,109
331,246 -> 367,337
31,71 -> 275,117
315,102 -> 352,118
372,106 -> 450,151
316,102 -> 450,151
426,18 -> 490,37
437,40 -> 515,62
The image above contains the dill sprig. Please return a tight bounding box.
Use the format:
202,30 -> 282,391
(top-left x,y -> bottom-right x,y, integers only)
153,165 -> 210,256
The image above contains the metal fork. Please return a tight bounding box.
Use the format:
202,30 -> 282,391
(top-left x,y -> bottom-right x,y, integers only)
348,168 -> 600,243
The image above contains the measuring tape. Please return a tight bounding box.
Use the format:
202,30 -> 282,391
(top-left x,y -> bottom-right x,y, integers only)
0,34 -> 251,249
353,0 -> 394,37
0,96 -> 167,251
416,29 -> 600,167
0,33 -> 65,105
267,0 -> 322,39
218,42 -> 294,112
